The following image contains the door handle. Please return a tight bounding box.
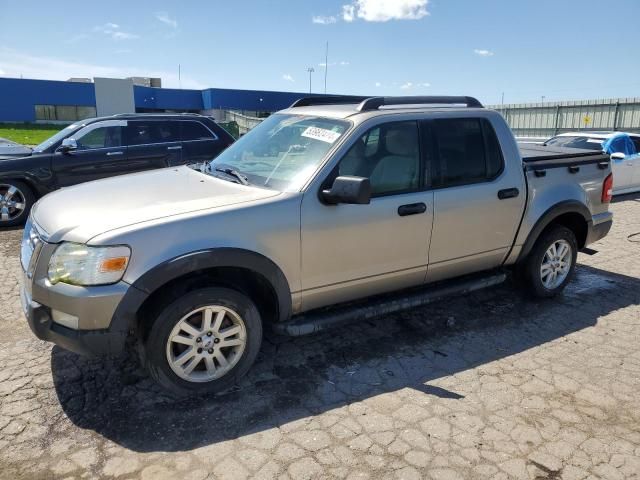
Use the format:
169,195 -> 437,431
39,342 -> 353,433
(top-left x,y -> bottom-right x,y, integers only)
397,202 -> 427,216
167,146 -> 182,150
106,151 -> 124,156
498,188 -> 519,200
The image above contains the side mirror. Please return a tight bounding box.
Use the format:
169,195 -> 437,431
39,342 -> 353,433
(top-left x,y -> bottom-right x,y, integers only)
610,152 -> 626,161
59,138 -> 78,153
321,176 -> 371,205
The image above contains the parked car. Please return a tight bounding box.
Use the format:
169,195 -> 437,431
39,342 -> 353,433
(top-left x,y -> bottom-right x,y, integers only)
20,96 -> 613,395
0,137 -> 32,158
0,114 -> 235,226
543,132 -> 640,195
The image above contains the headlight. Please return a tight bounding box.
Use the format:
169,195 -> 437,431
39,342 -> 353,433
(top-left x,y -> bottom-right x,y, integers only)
48,243 -> 131,286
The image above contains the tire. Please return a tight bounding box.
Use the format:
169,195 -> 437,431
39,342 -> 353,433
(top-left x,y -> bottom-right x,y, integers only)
520,225 -> 578,298
144,287 -> 262,396
0,181 -> 35,227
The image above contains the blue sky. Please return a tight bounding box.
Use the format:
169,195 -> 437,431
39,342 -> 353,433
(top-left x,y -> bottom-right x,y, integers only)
0,0 -> 639,105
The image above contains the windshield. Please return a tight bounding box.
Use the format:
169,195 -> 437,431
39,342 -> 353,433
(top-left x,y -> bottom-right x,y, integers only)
205,114 -> 350,191
544,136 -> 604,151
32,123 -> 82,153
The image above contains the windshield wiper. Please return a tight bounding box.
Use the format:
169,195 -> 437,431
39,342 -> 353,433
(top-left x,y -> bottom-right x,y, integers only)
214,167 -> 249,185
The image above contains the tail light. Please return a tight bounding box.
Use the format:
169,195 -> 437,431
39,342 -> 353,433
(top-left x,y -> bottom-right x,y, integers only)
601,173 -> 613,203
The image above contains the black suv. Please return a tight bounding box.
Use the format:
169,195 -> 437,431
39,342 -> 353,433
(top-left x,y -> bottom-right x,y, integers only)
0,114 -> 235,226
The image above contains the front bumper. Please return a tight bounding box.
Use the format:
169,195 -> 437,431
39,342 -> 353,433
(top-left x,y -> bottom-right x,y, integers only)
21,285 -> 129,357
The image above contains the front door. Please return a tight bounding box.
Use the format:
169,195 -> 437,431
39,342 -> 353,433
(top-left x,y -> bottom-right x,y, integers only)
52,120 -> 130,187
426,117 -> 526,282
300,121 -> 433,311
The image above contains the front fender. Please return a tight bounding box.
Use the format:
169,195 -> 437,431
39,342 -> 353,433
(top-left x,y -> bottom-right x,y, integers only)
111,247 -> 293,334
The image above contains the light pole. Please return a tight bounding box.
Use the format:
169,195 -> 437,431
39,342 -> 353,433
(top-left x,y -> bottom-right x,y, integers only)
307,67 -> 315,94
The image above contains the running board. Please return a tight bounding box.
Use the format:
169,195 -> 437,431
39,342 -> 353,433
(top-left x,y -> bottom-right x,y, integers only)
274,271 -> 507,337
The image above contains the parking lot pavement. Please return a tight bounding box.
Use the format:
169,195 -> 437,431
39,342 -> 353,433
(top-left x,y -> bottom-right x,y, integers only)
0,197 -> 639,480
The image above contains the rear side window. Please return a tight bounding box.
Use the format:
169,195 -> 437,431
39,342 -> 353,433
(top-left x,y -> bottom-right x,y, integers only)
433,118 -> 503,187
126,121 -> 179,146
181,121 -> 216,141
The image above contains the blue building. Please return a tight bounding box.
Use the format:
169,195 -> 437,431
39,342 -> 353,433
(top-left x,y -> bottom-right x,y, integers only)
0,77 -> 328,123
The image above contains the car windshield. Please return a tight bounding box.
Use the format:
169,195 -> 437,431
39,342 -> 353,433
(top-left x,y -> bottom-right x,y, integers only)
204,114 -> 350,191
544,136 -> 604,151
32,123 -> 82,153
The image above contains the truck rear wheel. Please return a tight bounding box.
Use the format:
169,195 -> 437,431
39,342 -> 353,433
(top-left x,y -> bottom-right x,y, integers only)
521,225 -> 578,298
144,287 -> 262,396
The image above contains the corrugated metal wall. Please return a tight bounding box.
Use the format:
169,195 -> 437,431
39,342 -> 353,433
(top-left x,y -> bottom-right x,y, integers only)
489,98 -> 640,138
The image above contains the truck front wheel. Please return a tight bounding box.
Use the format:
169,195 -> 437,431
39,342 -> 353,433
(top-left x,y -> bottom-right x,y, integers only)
521,225 -> 578,298
144,287 -> 262,395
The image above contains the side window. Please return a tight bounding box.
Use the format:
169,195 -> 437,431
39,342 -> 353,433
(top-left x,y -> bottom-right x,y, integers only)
338,121 -> 421,196
181,121 -> 216,141
433,118 -> 503,187
632,137 -> 640,154
126,121 -> 179,146
75,126 -> 122,150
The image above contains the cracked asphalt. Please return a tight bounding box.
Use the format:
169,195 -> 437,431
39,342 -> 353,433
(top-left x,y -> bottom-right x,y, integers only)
1,194 -> 639,480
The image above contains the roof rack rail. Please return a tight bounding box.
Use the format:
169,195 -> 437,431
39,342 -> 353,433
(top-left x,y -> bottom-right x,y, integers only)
357,96 -> 483,111
290,95 -> 371,108
111,112 -> 203,117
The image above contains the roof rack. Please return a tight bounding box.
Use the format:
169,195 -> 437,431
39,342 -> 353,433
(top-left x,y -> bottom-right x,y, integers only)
289,96 -> 371,108
289,95 -> 483,111
357,96 -> 483,111
111,112 -> 203,117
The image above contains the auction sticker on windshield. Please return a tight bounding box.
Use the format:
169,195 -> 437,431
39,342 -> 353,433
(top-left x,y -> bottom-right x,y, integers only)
301,126 -> 341,144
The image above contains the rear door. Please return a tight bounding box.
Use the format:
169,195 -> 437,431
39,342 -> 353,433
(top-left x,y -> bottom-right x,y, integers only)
426,117 -> 526,283
180,120 -> 222,165
52,120 -> 130,187
125,120 -> 182,169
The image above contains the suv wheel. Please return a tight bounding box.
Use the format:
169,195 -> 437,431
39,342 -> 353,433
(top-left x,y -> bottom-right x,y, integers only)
0,181 -> 34,227
521,225 -> 578,298
144,287 -> 262,395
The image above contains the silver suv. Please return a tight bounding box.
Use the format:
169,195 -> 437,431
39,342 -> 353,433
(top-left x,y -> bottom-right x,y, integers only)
20,96 -> 613,394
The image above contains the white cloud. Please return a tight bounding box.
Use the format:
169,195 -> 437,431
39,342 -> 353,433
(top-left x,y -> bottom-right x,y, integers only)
0,68 -> 5,75
342,5 -> 356,22
399,81 -> 430,90
94,23 -> 139,40
474,49 -> 494,57
342,0 -> 429,22
0,47 -> 205,89
312,15 -> 337,24
318,61 -> 350,67
375,82 -> 382,87
156,12 -> 178,29
282,73 -> 294,82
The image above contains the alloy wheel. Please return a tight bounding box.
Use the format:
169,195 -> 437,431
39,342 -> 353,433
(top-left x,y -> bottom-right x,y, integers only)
540,239 -> 572,289
0,184 -> 26,222
166,305 -> 247,382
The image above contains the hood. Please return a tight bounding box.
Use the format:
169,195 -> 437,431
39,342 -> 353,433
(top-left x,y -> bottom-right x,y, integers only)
32,166 -> 281,243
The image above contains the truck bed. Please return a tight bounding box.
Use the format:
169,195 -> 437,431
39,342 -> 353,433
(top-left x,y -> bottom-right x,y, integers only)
518,143 -> 610,168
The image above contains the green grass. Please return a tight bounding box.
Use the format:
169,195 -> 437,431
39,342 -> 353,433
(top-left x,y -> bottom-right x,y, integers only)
0,123 -> 65,147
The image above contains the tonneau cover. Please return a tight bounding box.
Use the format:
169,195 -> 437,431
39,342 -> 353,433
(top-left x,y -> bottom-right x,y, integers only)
518,143 -> 608,163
